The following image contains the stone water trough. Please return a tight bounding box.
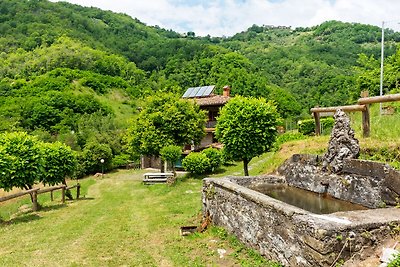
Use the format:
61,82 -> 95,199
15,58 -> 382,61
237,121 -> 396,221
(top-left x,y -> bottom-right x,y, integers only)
202,110 -> 400,266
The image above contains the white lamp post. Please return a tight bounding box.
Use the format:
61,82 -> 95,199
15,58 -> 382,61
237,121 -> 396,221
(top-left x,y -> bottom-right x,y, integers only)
100,158 -> 105,175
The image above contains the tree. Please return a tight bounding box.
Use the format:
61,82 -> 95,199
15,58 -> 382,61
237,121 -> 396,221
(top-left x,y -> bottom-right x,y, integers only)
41,142 -> 76,186
160,145 -> 181,176
126,93 -> 206,171
0,132 -> 43,191
215,96 -> 280,176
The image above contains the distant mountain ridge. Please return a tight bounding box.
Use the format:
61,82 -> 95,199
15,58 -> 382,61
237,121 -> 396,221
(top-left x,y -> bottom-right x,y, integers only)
1,0 -> 399,125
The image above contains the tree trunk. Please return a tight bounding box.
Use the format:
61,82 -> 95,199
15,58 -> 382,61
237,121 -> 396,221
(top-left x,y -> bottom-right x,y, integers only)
24,185 -> 34,203
243,158 -> 249,176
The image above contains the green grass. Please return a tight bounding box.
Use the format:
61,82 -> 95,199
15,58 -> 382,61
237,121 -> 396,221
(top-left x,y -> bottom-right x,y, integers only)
0,169 -> 280,266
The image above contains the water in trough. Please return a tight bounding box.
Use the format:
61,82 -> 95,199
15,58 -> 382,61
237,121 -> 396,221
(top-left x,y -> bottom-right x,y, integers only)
249,183 -> 367,214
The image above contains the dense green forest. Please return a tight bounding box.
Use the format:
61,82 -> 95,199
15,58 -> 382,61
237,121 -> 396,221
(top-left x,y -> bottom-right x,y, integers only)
1,0 -> 399,175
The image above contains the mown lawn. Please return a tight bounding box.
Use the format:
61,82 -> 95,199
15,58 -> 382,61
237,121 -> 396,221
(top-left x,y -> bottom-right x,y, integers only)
0,169 -> 280,267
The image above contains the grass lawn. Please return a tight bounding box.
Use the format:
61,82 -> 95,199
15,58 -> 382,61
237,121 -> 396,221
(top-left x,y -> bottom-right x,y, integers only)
0,169 -> 280,267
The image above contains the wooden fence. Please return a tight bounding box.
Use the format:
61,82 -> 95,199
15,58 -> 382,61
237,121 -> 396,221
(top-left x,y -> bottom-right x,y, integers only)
311,92 -> 400,138
0,184 -> 81,211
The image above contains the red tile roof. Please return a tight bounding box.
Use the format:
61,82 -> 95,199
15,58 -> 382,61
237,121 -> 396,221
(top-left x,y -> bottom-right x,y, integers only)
194,95 -> 230,106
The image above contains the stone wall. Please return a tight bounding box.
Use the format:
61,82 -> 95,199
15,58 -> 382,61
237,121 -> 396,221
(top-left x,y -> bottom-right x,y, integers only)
277,154 -> 400,208
203,176 -> 400,266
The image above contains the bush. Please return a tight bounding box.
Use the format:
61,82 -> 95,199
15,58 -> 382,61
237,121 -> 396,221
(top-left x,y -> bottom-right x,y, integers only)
321,117 -> 335,135
297,119 -> 315,135
111,153 -> 131,169
182,152 -> 210,175
298,117 -> 335,135
201,147 -> 222,172
79,142 -> 113,175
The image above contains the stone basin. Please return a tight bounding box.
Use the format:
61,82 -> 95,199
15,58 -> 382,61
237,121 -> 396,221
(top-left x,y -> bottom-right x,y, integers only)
202,155 -> 400,266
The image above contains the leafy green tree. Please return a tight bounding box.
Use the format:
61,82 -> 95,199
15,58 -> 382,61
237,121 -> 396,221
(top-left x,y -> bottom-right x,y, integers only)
40,142 -> 76,186
126,93 -> 206,171
216,96 -> 280,176
160,145 -> 182,176
0,132 -> 43,191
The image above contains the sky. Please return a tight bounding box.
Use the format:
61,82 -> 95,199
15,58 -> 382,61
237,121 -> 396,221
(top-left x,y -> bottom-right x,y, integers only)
51,0 -> 400,37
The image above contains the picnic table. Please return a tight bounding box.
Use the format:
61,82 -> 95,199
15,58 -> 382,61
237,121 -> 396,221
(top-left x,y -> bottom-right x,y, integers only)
143,172 -> 174,184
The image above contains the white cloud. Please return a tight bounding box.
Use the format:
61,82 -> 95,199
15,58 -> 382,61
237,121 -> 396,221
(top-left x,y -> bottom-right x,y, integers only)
51,0 -> 400,36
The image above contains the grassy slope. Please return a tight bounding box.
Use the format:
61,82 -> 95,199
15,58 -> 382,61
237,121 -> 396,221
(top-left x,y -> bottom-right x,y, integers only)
0,170 -> 279,267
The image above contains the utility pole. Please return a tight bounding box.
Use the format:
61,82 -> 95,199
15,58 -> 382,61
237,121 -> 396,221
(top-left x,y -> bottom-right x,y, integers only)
380,21 -> 384,115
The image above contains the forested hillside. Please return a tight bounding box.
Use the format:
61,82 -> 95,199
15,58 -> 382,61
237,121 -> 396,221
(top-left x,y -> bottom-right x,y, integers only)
1,0 -> 399,173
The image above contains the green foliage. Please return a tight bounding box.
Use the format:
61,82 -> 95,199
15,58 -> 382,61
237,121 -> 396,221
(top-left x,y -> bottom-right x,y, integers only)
201,147 -> 222,172
182,152 -> 210,175
298,117 -> 334,135
79,142 -> 113,175
388,253 -> 400,267
126,93 -> 206,157
40,142 -> 76,186
0,132 -> 77,191
111,154 -> 132,169
160,145 -> 182,165
0,132 -> 43,191
298,119 -> 315,135
216,96 -> 280,176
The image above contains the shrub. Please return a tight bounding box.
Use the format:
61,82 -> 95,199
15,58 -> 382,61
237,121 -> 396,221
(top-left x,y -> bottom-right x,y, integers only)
321,117 -> 335,135
298,117 -> 335,135
80,142 -> 113,175
111,154 -> 131,169
297,119 -> 315,135
201,147 -> 222,172
182,152 -> 210,175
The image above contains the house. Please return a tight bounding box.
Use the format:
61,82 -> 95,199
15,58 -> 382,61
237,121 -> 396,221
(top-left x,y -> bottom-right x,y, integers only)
182,85 -> 231,152
141,85 -> 230,169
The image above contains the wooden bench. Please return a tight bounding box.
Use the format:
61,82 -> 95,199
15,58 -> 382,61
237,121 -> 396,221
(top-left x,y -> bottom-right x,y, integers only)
143,172 -> 174,184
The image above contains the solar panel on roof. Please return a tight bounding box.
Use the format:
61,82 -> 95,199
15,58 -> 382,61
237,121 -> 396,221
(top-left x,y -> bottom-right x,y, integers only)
182,87 -> 193,98
182,85 -> 215,98
188,87 -> 201,97
203,85 -> 214,96
195,86 -> 207,97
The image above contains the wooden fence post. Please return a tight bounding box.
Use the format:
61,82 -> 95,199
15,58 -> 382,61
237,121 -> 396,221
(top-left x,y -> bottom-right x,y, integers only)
50,190 -> 54,201
313,111 -> 321,136
76,183 -> 81,199
61,186 -> 66,203
32,190 -> 38,211
360,91 -> 370,138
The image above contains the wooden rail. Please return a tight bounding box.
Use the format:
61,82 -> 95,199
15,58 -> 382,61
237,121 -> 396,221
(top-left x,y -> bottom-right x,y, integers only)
0,183 -> 81,212
358,93 -> 400,105
311,92 -> 400,138
310,105 -> 366,113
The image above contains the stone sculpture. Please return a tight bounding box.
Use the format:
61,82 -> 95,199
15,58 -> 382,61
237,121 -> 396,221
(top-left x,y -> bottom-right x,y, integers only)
322,109 -> 360,173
